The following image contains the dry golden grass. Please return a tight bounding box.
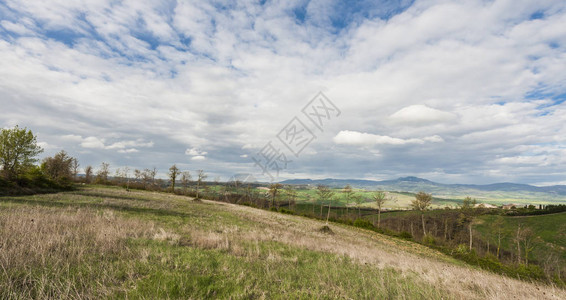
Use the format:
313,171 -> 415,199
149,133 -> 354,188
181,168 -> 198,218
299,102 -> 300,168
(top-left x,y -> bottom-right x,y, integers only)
204,200 -> 566,300
2,187 -> 566,299
0,206 -> 156,299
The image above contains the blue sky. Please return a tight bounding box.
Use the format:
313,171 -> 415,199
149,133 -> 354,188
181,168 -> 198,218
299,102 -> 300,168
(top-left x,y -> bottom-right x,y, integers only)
1,0 -> 566,185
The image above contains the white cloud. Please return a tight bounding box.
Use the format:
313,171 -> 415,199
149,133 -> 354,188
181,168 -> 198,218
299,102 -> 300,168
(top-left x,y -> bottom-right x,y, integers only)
0,20 -> 35,35
1,0 -> 566,184
64,134 -> 152,153
61,134 -> 83,142
106,140 -> 154,150
389,105 -> 457,125
80,136 -> 105,149
185,148 -> 207,156
37,141 -> 57,150
118,148 -> 139,154
185,147 -> 207,160
333,130 -> 443,146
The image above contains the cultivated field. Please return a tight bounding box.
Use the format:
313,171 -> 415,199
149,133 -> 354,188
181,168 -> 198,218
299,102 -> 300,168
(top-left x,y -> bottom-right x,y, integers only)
1,186 -> 565,299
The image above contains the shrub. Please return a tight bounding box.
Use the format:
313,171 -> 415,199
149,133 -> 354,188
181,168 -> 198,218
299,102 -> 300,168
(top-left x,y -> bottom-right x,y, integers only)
422,235 -> 436,245
455,244 -> 469,255
398,231 -> 413,240
279,208 -> 294,215
515,264 -> 546,281
353,218 -> 375,230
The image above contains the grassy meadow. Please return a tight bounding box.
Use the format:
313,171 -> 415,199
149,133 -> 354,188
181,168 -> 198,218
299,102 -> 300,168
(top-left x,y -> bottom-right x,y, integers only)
475,212 -> 566,273
1,186 -> 566,299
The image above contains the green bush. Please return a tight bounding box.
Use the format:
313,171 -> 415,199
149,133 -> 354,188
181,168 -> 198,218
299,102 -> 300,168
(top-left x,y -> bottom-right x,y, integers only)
279,208 -> 294,215
353,219 -> 375,230
515,264 -> 545,281
422,235 -> 436,245
455,244 -> 469,255
397,231 -> 413,240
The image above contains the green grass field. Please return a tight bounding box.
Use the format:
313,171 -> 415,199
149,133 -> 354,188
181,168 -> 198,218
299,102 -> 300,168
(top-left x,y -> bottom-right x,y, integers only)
290,187 -> 463,209
475,213 -> 566,269
1,186 -> 565,299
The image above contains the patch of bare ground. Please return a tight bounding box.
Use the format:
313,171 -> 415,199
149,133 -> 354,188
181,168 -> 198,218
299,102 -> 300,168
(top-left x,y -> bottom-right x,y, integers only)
202,199 -> 566,300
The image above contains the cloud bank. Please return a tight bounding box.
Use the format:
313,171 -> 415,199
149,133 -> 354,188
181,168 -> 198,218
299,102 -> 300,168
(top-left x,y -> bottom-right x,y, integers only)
1,0 -> 566,184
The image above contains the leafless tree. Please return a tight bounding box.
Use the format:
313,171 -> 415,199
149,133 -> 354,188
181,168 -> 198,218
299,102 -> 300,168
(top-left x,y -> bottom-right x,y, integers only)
460,196 -> 477,250
372,190 -> 387,228
316,185 -> 335,224
353,194 -> 364,218
96,162 -> 110,184
84,165 -> 93,183
284,185 -> 298,210
269,183 -> 283,208
169,164 -> 179,192
122,166 -> 130,190
343,184 -> 354,214
196,170 -> 207,199
181,171 -> 191,193
72,158 -> 79,181
411,191 -> 432,236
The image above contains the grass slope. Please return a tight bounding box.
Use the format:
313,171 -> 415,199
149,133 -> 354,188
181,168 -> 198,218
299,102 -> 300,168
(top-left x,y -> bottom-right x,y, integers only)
1,186 -> 565,299
475,213 -> 566,269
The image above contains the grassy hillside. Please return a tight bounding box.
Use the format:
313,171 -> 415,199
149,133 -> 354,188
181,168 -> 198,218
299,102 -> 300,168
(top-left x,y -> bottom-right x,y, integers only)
290,188 -> 463,209
475,213 -> 566,271
1,186 -> 565,299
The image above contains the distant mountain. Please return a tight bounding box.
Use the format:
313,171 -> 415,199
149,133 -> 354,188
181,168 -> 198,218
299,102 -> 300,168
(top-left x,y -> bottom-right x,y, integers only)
279,177 -> 566,199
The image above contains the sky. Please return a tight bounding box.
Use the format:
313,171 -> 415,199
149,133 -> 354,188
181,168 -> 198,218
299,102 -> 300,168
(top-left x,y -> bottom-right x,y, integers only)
1,0 -> 566,185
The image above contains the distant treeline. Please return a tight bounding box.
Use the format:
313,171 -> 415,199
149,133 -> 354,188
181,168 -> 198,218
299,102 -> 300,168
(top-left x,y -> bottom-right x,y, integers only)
502,204 -> 566,216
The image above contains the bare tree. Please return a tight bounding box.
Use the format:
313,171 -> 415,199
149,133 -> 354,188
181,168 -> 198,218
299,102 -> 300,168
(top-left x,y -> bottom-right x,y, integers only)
343,184 -> 354,214
316,185 -> 335,224
460,196 -> 477,251
353,194 -> 364,218
122,166 -> 130,190
84,165 -> 93,183
522,227 -> 536,266
148,167 -> 157,188
169,164 -> 179,192
114,167 -> 122,184
72,158 -> 79,181
181,171 -> 191,193
284,185 -> 298,210
196,170 -> 207,199
372,190 -> 387,228
492,216 -> 505,258
514,223 -> 523,264
141,168 -> 152,188
269,183 -> 283,208
411,191 -> 432,236
95,162 -> 110,184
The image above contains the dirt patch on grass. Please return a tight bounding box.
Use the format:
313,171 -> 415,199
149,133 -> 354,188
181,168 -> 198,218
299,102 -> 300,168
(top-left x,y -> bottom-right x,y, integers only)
318,225 -> 334,234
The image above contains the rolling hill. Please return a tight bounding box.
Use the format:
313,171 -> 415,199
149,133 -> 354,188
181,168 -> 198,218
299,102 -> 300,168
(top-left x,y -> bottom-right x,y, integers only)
281,177 -> 566,204
1,186 -> 565,299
